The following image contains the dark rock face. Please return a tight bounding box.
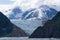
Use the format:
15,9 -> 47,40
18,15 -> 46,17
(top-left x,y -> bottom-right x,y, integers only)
0,12 -> 13,37
0,12 -> 27,37
29,12 -> 60,38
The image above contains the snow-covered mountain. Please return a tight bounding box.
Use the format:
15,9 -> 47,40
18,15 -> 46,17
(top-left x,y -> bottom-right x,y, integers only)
0,0 -> 60,35
9,5 -> 58,20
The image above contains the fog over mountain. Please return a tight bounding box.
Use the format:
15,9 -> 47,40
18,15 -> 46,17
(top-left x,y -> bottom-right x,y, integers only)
0,0 -> 60,16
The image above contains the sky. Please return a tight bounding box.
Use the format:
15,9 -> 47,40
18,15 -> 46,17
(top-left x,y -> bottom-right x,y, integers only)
0,0 -> 16,15
0,0 -> 15,4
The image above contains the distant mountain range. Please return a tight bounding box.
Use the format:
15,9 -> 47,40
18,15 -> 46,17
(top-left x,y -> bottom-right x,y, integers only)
9,5 -> 57,21
9,7 -> 39,20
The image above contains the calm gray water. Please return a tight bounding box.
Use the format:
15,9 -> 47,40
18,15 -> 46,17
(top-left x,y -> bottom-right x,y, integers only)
0,37 -> 60,40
